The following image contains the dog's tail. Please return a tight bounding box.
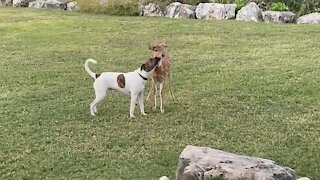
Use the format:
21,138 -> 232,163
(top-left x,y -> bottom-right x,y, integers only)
85,59 -> 97,79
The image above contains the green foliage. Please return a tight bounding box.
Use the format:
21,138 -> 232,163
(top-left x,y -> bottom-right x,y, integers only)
271,2 -> 289,11
76,0 -> 107,14
105,0 -> 140,16
234,0 -> 248,11
76,0 -> 139,16
286,0 -> 320,16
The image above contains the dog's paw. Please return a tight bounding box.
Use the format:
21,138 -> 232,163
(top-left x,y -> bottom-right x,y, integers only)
129,115 -> 135,118
141,112 -> 147,116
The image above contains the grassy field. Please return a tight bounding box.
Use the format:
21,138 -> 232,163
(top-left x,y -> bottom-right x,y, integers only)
1,8 -> 320,179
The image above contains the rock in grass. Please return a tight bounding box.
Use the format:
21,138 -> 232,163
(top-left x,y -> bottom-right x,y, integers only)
0,0 -> 13,6
297,13 -> 320,24
176,145 -> 297,180
159,176 -> 170,180
262,11 -> 296,23
13,0 -> 34,7
67,1 -> 78,12
165,2 -> 196,19
236,2 -> 263,22
196,3 -> 237,20
140,3 -> 163,17
28,0 -> 67,10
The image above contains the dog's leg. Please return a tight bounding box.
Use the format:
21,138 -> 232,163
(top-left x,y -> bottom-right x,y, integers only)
90,90 -> 106,116
138,92 -> 147,116
129,93 -> 139,118
159,82 -> 165,113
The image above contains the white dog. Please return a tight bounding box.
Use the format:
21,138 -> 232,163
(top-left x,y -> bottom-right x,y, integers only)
85,57 -> 161,117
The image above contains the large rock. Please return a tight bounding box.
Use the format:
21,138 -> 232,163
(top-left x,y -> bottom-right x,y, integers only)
262,11 -> 296,23
165,2 -> 196,19
12,0 -> 34,7
236,2 -> 263,22
297,12 -> 320,24
67,1 -> 78,11
28,0 -> 67,10
0,0 -> 13,6
140,3 -> 163,17
196,3 -> 236,20
176,145 -> 297,180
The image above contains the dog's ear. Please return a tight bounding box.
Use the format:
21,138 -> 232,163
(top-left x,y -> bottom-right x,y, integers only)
140,64 -> 146,71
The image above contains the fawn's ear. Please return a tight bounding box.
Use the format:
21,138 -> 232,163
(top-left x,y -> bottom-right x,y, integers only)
160,43 -> 167,48
148,43 -> 155,50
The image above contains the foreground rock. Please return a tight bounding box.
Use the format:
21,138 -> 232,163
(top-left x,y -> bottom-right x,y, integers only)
140,3 -> 163,17
177,145 -> 297,180
28,0 -> 67,10
262,11 -> 296,23
236,2 -> 262,22
196,3 -> 236,20
165,2 -> 196,19
297,12 -> 320,24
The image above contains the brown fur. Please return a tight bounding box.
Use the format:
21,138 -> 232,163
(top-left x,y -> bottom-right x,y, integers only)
146,43 -> 174,113
117,74 -> 125,88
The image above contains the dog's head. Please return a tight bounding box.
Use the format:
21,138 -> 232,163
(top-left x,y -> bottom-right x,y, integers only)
149,43 -> 167,59
140,57 -> 161,75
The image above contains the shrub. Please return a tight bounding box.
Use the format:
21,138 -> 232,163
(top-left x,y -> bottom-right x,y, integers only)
271,2 -> 289,11
234,0 -> 248,11
286,0 -> 320,16
76,0 -> 140,16
76,0 -> 107,14
105,0 -> 140,16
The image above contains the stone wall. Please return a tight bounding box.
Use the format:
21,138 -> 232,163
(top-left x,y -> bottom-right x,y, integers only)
2,0 -> 320,24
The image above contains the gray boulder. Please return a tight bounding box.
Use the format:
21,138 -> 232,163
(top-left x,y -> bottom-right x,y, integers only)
196,3 -> 236,20
140,3 -> 163,17
236,2 -> 263,22
28,0 -> 66,10
177,145 -> 297,180
67,1 -> 78,11
0,0 -> 13,6
262,11 -> 296,23
165,2 -> 196,19
297,12 -> 320,24
12,0 -> 34,7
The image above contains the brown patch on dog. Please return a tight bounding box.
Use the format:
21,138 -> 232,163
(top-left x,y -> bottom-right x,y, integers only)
95,73 -> 101,79
117,74 -> 125,88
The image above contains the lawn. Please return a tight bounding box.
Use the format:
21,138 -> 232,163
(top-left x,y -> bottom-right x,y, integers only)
0,8 -> 319,180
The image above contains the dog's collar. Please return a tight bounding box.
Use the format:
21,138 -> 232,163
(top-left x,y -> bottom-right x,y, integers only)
138,73 -> 148,81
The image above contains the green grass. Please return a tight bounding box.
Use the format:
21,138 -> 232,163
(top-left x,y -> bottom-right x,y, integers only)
1,8 -> 320,179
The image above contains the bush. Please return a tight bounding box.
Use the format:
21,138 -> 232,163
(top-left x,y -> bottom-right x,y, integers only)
286,0 -> 320,16
105,0 -> 140,16
234,0 -> 248,11
271,2 -> 289,11
76,0 -> 107,14
76,0 -> 140,16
